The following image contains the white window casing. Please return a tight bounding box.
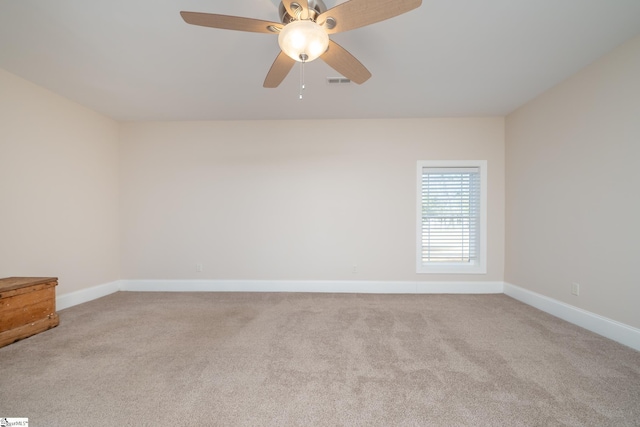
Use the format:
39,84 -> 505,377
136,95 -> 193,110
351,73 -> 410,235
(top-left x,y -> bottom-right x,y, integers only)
416,160 -> 487,274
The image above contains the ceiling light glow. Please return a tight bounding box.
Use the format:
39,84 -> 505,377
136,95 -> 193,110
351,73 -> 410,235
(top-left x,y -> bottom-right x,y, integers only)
278,20 -> 329,62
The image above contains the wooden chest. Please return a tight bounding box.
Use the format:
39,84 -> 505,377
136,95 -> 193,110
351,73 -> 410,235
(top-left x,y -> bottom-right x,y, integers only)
0,277 -> 60,348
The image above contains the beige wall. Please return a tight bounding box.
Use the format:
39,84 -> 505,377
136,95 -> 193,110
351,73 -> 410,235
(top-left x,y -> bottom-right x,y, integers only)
0,69 -> 120,294
120,118 -> 505,283
505,35 -> 640,328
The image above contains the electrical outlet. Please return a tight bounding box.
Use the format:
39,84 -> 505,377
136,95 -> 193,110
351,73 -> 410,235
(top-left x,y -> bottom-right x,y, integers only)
352,265 -> 357,274
571,282 -> 580,296
196,263 -> 203,273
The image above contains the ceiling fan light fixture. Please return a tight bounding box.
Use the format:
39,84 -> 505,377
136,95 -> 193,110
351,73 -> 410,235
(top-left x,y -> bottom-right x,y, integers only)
278,20 -> 329,62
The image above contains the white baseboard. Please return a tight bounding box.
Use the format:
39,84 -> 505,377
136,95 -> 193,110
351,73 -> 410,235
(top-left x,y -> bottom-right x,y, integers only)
120,280 -> 504,294
56,280 -> 122,310
504,282 -> 640,352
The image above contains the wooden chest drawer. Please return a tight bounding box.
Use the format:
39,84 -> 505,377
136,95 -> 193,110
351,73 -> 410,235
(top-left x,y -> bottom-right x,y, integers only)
0,277 -> 60,348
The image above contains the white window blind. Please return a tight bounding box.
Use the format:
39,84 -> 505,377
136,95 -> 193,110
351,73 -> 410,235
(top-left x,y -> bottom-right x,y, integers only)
419,166 -> 481,265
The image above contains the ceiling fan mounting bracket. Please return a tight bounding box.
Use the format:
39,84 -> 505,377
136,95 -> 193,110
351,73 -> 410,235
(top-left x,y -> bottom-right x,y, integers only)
279,0 -> 327,23
323,17 -> 337,29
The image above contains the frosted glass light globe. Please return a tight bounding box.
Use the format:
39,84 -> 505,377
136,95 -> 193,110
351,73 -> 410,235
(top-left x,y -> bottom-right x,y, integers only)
278,20 -> 329,62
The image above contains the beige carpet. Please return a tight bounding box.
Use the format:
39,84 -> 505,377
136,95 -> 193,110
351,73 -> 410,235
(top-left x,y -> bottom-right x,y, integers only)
1,292 -> 639,426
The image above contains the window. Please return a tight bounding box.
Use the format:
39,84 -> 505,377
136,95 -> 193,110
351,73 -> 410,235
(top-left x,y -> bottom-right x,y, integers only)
416,160 -> 487,274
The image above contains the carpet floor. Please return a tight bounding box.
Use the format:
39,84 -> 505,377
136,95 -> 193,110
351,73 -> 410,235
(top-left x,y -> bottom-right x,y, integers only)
1,292 -> 639,426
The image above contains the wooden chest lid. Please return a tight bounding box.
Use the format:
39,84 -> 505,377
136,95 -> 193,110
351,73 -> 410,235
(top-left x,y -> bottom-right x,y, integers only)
0,277 -> 58,293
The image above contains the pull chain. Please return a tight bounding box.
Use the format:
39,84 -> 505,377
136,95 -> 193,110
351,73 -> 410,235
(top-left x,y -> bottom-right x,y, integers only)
299,53 -> 308,100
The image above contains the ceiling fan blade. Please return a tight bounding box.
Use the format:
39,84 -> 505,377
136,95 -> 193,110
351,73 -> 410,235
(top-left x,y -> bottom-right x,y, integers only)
264,51 -> 296,88
317,0 -> 422,34
180,11 -> 282,34
320,40 -> 371,84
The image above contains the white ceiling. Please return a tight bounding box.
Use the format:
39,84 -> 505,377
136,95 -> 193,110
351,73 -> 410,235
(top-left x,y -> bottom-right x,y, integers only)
1,0 -> 639,121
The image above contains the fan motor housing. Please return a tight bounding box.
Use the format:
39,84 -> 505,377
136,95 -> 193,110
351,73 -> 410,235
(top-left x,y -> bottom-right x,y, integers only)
279,0 -> 327,23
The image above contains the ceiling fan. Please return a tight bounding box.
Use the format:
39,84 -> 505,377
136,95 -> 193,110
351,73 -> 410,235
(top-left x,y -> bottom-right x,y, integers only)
180,0 -> 422,88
